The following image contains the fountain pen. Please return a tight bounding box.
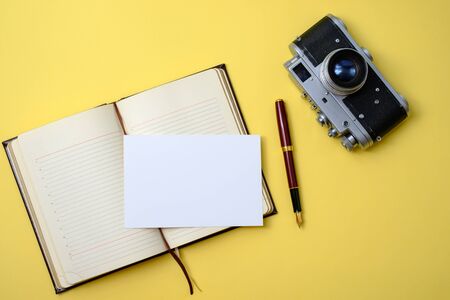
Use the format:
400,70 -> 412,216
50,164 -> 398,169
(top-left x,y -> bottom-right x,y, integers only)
275,99 -> 303,227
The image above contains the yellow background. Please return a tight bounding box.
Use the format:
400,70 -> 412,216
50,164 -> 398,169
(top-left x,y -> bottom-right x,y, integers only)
1,0 -> 449,299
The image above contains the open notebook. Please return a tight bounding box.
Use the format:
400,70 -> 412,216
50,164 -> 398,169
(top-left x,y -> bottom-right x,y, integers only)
3,65 -> 275,293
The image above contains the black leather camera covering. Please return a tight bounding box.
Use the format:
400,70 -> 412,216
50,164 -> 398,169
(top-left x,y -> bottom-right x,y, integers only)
293,16 -> 354,67
343,69 -> 407,139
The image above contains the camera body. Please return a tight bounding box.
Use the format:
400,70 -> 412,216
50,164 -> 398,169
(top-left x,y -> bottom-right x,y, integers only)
284,14 -> 408,150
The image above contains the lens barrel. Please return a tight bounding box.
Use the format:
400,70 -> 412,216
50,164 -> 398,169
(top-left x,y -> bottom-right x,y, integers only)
320,48 -> 368,95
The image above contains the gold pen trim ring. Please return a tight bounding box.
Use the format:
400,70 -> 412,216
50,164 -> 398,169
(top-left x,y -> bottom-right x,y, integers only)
282,145 -> 293,152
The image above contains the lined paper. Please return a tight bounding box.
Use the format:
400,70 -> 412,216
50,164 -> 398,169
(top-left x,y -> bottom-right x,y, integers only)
130,97 -> 228,135
17,105 -> 166,286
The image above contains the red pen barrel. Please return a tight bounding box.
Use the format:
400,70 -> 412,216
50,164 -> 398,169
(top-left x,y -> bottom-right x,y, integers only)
275,100 -> 298,189
275,100 -> 292,147
283,151 -> 298,188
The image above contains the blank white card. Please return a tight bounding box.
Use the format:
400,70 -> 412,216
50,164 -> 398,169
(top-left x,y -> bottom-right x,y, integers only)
124,135 -> 262,227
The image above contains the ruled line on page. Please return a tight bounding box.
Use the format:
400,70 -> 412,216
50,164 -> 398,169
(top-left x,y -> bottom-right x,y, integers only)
39,153 -> 122,184
136,112 -> 224,135
35,131 -> 120,162
45,162 -> 123,190
52,184 -> 123,214
58,200 -> 123,225
47,170 -> 123,199
70,235 -> 154,266
132,100 -> 220,133
130,97 -> 217,131
39,144 -> 122,175
131,102 -> 228,135
58,203 -> 124,228
47,165 -> 122,194
67,227 -> 140,251
138,116 -> 226,135
200,127 -> 228,135
63,213 -> 124,236
70,232 -> 156,265
38,148 -> 122,180
70,230 -> 146,257
167,227 -> 221,241
73,237 -> 164,272
36,137 -> 121,168
54,185 -> 123,212
53,188 -> 123,219
65,224 -> 129,246
44,165 -> 123,199
47,171 -> 122,199
62,220 -> 125,242
132,103 -> 221,134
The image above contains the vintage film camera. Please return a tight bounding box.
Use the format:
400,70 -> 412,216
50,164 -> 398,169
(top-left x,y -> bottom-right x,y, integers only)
284,14 -> 408,150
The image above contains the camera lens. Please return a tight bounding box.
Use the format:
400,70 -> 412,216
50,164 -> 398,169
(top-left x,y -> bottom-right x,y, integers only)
320,48 -> 368,95
332,59 -> 357,82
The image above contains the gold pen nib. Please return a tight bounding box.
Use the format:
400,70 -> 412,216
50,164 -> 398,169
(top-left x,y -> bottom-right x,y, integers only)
295,212 -> 303,228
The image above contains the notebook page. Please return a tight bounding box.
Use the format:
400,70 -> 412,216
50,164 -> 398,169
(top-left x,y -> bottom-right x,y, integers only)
116,69 -> 267,248
8,139 -> 68,289
16,105 -> 166,287
116,69 -> 240,135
